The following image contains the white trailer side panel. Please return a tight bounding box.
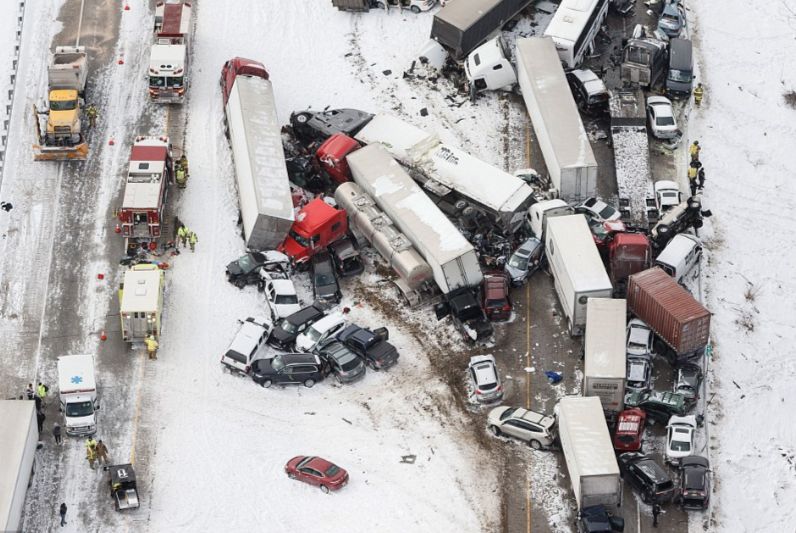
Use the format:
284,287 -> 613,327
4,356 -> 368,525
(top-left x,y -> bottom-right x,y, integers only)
584,298 -> 627,414
0,401 -> 38,532
356,114 -> 534,232
557,396 -> 621,510
226,75 -> 294,250
545,215 -> 612,334
347,144 -> 482,293
516,37 -> 597,202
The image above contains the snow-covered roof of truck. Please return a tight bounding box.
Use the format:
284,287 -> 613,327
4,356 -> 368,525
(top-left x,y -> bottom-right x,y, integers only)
149,43 -> 187,67
123,142 -> 168,210
158,2 -> 191,37
544,0 -> 601,45
584,298 -> 627,379
434,0 -> 506,32
0,400 -> 36,526
516,38 -> 597,171
120,266 -> 162,313
356,114 -> 533,216
558,396 -> 620,477
346,144 -> 474,264
228,75 -> 294,226
545,215 -> 611,292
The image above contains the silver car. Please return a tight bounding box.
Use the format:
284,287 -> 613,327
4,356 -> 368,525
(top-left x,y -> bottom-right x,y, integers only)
487,406 -> 557,449
468,355 -> 503,404
626,318 -> 655,356
504,237 -> 544,286
627,355 -> 653,392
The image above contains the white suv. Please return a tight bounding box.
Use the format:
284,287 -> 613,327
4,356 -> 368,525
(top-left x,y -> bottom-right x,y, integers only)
468,355 -> 503,404
294,313 -> 347,353
220,316 -> 273,375
260,270 -> 301,320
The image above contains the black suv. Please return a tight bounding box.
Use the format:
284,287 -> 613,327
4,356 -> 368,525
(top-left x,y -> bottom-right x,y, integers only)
290,108 -> 373,143
676,456 -> 710,510
618,452 -> 675,504
336,324 -> 399,370
250,353 -> 327,388
329,236 -> 364,278
270,305 -> 326,350
226,251 -> 289,289
311,251 -> 342,304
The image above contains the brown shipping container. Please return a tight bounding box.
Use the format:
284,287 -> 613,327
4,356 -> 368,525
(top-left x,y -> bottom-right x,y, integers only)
626,267 -> 710,355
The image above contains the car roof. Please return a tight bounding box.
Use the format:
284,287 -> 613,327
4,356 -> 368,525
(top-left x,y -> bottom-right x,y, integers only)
286,305 -> 324,324
516,408 -> 555,427
228,318 -> 270,354
309,313 -> 345,332
322,341 -> 358,363
628,323 -> 651,345
635,458 -> 669,482
280,352 -> 321,365
470,356 -> 497,384
304,456 -> 333,471
668,414 -> 697,427
654,180 -> 679,193
627,358 -> 649,381
269,279 -> 296,294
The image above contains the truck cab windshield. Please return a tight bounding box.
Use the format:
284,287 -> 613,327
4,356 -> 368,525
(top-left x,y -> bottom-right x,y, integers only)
288,230 -> 310,248
65,400 -> 94,417
50,100 -> 77,111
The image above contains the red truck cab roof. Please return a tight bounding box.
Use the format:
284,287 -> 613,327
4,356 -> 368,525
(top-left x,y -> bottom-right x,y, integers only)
316,133 -> 361,185
220,57 -> 269,105
279,199 -> 348,262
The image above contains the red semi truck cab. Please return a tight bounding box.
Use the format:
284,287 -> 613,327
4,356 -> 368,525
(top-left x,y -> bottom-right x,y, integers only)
278,198 -> 348,264
608,232 -> 651,291
220,57 -> 269,105
315,133 -> 361,185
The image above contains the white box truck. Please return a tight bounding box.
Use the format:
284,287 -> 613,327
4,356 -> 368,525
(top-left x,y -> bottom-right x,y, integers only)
57,354 -> 99,436
545,215 -> 613,336
0,401 -> 38,532
354,114 -> 534,234
557,396 -> 622,512
119,264 -> 164,343
515,37 -> 597,202
584,299 -> 627,421
220,58 -> 294,251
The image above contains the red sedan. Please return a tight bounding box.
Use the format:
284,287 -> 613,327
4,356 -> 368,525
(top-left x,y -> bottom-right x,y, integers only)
613,408 -> 646,452
285,456 -> 349,493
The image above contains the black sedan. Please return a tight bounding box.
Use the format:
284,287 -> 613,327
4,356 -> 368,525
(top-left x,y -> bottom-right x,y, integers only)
226,250 -> 289,289
311,251 -> 342,304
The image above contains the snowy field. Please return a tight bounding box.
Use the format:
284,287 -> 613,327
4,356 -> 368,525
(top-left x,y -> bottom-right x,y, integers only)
692,0 -> 796,529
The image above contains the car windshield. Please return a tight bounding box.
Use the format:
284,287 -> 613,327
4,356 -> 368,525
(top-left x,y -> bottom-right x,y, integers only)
656,116 -> 676,126
598,205 -> 616,219
500,408 -> 517,421
669,69 -> 692,83
588,93 -> 609,105
237,255 -> 257,273
325,465 -> 340,477
662,12 -> 679,23
275,294 -> 298,305
279,319 -> 298,334
315,273 -> 334,286
289,230 -> 310,248
166,76 -> 184,88
65,401 -> 94,417
305,326 -> 323,343
508,254 -> 529,270
50,99 -> 77,111
271,356 -> 285,372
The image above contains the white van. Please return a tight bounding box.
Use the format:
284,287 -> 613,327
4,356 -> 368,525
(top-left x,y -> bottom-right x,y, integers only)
295,313 -> 347,353
654,233 -> 702,284
220,316 -> 274,375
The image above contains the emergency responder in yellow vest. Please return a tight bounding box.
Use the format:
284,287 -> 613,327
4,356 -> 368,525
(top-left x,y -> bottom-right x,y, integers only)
145,335 -> 159,360
86,104 -> 98,129
693,83 -> 704,106
189,231 -> 198,252
177,154 -> 188,177
177,225 -> 188,248
688,163 -> 699,196
175,166 -> 187,188
689,140 -> 701,162
86,444 -> 97,469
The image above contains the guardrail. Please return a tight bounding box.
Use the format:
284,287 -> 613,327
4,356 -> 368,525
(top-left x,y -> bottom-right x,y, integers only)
0,1 -> 27,181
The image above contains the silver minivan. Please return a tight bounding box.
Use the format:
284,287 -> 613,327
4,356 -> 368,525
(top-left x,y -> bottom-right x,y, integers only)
655,233 -> 702,284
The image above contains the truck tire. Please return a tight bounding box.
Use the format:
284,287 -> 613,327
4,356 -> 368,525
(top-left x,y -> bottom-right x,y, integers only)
529,439 -> 542,450
294,112 -> 311,125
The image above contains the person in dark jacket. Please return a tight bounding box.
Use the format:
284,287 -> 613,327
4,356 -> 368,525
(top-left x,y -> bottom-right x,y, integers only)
59,503 -> 67,526
53,422 -> 62,444
37,410 -> 46,433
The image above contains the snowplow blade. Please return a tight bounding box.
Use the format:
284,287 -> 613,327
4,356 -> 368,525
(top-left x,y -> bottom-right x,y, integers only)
33,141 -> 89,161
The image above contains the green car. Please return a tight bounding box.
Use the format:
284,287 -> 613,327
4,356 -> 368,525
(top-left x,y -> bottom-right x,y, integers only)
624,390 -> 687,423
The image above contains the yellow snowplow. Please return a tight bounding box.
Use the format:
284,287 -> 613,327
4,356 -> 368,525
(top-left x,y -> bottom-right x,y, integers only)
33,46 -> 89,161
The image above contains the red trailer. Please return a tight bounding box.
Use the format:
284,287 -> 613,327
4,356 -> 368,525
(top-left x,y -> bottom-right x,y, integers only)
118,136 -> 173,252
278,199 -> 348,264
626,267 -> 710,362
608,232 -> 651,295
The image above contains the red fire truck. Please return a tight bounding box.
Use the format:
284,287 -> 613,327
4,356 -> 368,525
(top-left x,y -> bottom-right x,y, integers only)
118,136 -> 173,252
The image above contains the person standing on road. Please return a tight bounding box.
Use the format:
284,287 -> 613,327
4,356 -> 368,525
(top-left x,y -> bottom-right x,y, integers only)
698,167 -> 706,190
688,163 -> 699,196
59,503 -> 67,527
36,382 -> 48,407
145,334 -> 159,360
37,409 -> 45,433
95,440 -> 110,465
53,422 -> 62,444
689,140 -> 701,162
177,154 -> 189,177
177,225 -> 188,248
86,104 -> 98,129
189,231 -> 198,252
175,166 -> 187,189
693,83 -> 704,106
34,394 -> 42,412
652,502 -> 661,527
25,383 -> 35,400
86,445 -> 97,469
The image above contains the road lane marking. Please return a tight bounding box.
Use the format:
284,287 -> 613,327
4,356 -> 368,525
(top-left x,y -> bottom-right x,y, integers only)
525,280 -> 532,533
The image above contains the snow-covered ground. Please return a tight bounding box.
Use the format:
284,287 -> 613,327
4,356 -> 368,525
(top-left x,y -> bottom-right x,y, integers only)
692,0 -> 796,529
